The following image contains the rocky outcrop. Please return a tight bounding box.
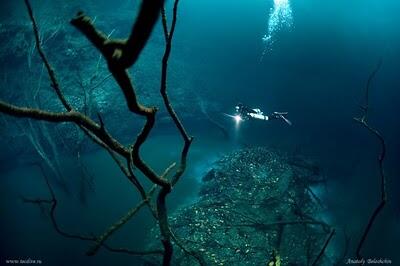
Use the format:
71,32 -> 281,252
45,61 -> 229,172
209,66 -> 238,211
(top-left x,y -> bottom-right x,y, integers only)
147,147 -> 334,265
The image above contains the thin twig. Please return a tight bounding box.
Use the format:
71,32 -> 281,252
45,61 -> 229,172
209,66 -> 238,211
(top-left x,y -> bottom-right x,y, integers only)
360,59 -> 383,119
24,0 -> 72,111
312,229 -> 335,266
86,185 -> 157,256
23,164 -> 162,257
354,118 -> 387,259
0,101 -> 129,157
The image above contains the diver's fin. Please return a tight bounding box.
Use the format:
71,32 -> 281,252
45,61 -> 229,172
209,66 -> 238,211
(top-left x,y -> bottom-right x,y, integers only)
281,115 -> 292,126
273,112 -> 292,126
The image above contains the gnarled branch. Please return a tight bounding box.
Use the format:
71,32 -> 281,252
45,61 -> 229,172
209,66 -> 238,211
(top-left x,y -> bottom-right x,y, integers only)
70,10 -> 170,188
156,1 -> 195,265
1,0 -> 193,264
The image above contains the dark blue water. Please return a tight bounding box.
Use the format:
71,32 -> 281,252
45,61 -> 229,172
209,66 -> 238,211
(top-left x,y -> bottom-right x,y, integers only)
0,0 -> 399,265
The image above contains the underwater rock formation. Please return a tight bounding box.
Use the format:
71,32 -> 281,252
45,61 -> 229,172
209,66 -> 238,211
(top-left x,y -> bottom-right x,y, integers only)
147,147 -> 334,265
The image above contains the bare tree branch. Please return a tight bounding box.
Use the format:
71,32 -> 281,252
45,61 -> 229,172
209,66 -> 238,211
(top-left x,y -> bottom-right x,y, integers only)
24,0 -> 72,111
359,59 -> 383,119
156,1 -> 195,264
160,6 -> 169,42
2,0 -> 194,264
312,229 -> 335,266
160,0 -> 191,144
70,11 -> 170,188
22,164 -> 162,257
354,60 -> 387,259
0,101 -> 129,157
86,185 -> 157,256
226,219 -> 330,231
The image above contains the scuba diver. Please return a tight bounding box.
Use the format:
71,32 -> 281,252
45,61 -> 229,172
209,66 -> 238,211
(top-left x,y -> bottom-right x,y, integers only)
233,103 -> 292,125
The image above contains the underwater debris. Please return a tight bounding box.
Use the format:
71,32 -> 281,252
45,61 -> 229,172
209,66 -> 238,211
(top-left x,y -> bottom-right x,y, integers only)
147,147 -> 335,265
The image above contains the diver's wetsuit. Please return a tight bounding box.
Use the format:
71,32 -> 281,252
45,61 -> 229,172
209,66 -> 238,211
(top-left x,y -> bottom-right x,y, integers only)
236,103 -> 271,121
236,103 -> 256,116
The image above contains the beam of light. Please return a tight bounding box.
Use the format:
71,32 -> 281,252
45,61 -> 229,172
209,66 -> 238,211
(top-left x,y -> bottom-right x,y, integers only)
223,113 -> 243,130
260,0 -> 293,60
223,113 -> 242,142
223,113 -> 243,123
222,113 -> 236,119
234,115 -> 242,124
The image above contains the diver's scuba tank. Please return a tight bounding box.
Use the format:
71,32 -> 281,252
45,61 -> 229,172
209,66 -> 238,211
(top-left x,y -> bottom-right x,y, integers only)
248,111 -> 269,121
